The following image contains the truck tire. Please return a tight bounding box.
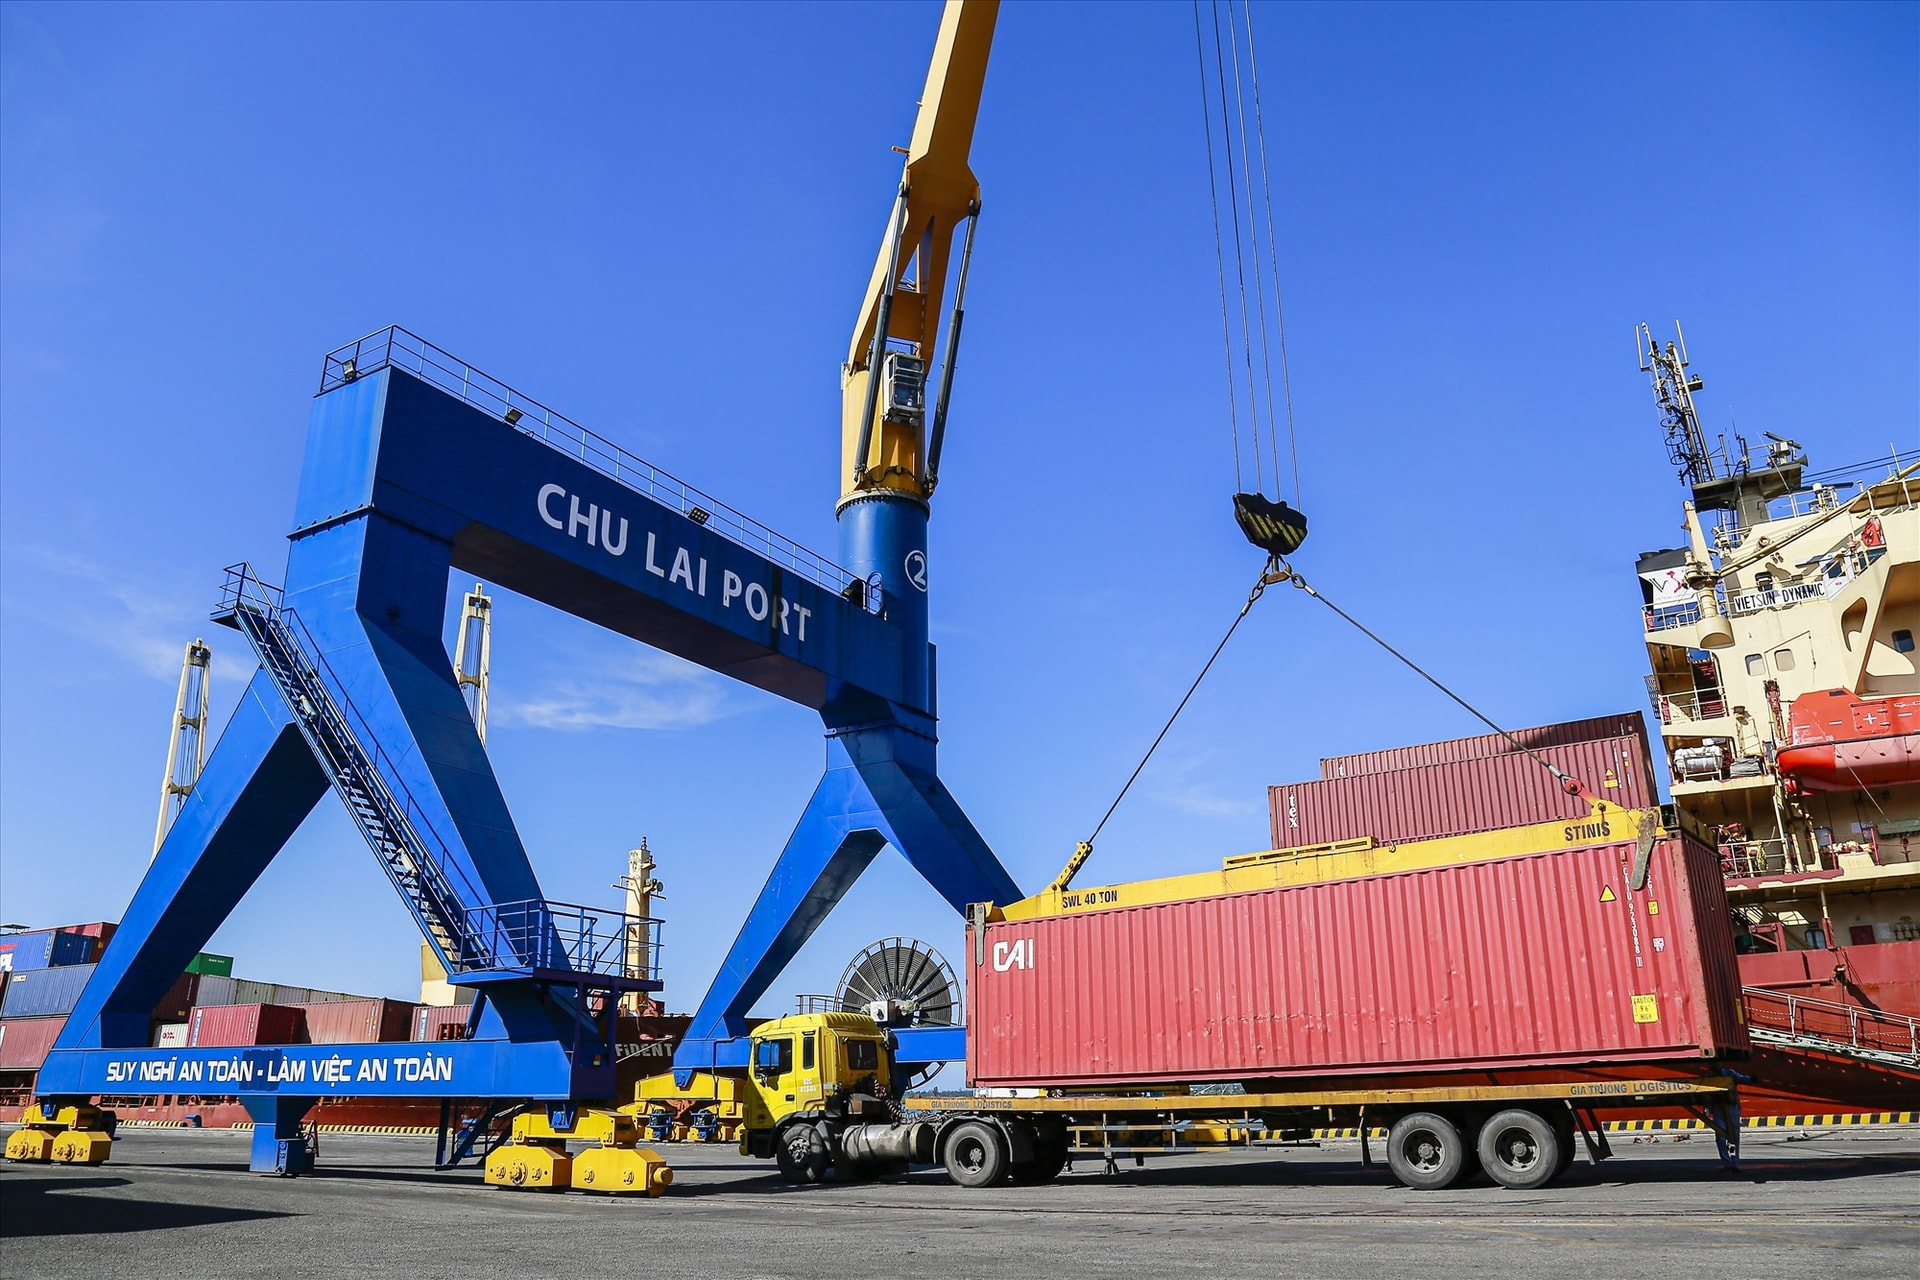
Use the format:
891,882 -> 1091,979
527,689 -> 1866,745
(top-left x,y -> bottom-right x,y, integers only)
1551,1111 -> 1579,1181
1011,1134 -> 1069,1185
1386,1112 -> 1467,1190
1476,1109 -> 1560,1191
775,1123 -> 830,1184
943,1121 -> 1009,1188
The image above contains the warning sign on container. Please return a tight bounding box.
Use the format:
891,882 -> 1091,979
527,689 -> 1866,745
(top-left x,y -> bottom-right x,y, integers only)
1632,994 -> 1659,1023
1599,885 -> 1616,903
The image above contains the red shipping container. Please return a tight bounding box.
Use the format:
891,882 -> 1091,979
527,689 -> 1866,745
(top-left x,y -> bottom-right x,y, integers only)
968,835 -> 1747,1089
188,1004 -> 307,1048
412,1005 -> 475,1042
293,999 -> 416,1044
1271,736 -> 1655,850
0,1017 -> 66,1071
1319,712 -> 1652,780
63,922 -> 118,962
151,973 -> 200,1023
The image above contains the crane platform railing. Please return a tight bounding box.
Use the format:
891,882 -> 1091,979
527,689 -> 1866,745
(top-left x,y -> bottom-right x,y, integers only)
214,563 -> 660,987
1742,986 -> 1920,1069
316,326 -> 863,600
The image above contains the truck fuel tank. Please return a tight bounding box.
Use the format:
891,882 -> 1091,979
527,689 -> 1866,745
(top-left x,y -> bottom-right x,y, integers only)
840,1121 -> 936,1168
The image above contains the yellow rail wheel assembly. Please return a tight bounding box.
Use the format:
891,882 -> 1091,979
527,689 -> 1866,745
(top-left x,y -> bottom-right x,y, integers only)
574,1145 -> 673,1197
6,1129 -> 56,1163
50,1130 -> 113,1165
8,1105 -> 113,1166
484,1141 -> 571,1191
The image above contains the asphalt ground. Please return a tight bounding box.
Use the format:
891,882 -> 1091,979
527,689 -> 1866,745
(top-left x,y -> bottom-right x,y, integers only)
2,1125 -> 1916,1279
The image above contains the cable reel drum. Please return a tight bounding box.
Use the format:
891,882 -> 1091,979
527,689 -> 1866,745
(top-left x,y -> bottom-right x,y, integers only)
835,937 -> 960,1088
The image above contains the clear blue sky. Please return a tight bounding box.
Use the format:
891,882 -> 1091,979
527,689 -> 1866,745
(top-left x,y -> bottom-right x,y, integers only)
3,1 -> 1914,1008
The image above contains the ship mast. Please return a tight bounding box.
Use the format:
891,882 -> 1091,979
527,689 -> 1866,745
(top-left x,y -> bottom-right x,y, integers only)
1637,321 -> 1714,486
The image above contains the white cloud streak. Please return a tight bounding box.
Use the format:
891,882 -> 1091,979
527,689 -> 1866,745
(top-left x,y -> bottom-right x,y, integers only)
491,648 -> 734,732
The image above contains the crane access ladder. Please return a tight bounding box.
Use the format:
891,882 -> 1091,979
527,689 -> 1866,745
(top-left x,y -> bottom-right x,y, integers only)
213,564 -> 653,989
1742,986 -> 1920,1071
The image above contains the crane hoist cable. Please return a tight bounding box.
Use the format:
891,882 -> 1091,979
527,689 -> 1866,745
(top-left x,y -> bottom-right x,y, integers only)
1192,0 -> 1302,509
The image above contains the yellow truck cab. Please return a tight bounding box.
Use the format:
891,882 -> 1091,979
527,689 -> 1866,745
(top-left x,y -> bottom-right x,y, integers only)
741,1012 -> 914,1181
740,1009 -> 1070,1186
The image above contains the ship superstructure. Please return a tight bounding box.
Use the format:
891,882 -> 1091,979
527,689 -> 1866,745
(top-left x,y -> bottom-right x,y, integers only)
1633,324 -> 1919,1004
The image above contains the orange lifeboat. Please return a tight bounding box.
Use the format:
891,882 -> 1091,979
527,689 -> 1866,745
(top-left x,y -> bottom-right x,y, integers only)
1776,689 -> 1920,792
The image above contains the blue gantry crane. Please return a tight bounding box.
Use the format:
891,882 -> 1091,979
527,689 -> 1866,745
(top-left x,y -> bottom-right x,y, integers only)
17,0 -> 1013,1187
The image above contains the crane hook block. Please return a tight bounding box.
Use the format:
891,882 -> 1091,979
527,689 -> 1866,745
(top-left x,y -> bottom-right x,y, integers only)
1232,493 -> 1309,557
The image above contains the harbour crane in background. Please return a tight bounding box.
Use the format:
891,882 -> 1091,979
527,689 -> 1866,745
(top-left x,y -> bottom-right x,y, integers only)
151,639 -> 212,859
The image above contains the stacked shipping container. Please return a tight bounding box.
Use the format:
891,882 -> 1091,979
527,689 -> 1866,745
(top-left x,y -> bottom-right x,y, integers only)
0,930 -> 92,974
187,1004 -> 307,1047
295,999 -> 415,1044
1270,715 -> 1659,850
1319,713 -> 1652,779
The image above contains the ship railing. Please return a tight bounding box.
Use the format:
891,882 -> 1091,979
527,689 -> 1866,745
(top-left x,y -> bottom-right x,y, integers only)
315,325 -> 863,599
1643,601 -> 1702,633
1742,987 -> 1920,1064
1646,681 -> 1730,727
1718,838 -> 1799,880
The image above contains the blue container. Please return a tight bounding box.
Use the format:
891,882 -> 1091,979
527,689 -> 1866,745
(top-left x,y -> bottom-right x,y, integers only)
0,930 -> 91,973
1,962 -> 96,1018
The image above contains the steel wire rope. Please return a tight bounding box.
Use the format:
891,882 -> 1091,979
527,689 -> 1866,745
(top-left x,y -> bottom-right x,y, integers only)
1276,564 -> 1587,793
1241,0 -> 1302,507
1209,0 -> 1266,496
1083,560 -> 1284,850
1224,1 -> 1285,503
1193,2 -> 1246,493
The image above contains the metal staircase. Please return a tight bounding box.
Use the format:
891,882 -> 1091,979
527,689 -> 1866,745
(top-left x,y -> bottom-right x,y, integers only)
212,565 -> 661,987
216,565 -> 488,970
1743,986 -> 1920,1070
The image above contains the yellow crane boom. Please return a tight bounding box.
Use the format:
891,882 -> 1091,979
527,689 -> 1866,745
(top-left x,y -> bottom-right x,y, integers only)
841,0 -> 997,503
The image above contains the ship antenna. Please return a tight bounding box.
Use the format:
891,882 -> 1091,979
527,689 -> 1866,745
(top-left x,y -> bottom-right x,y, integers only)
1638,320 -> 1714,486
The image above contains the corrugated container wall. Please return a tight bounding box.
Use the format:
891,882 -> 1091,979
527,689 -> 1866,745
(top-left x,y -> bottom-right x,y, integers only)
153,1022 -> 190,1048
1319,712 -> 1651,780
1,963 -> 96,1018
1271,736 -> 1655,850
188,1004 -> 307,1048
295,999 -> 415,1044
194,975 -> 239,1007
231,980 -> 278,1006
412,1006 -> 474,1042
968,836 -> 1747,1089
0,930 -> 92,973
0,1017 -> 67,1070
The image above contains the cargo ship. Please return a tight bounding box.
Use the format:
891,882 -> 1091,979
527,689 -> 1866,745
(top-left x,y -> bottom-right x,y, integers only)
1630,324 -> 1919,1021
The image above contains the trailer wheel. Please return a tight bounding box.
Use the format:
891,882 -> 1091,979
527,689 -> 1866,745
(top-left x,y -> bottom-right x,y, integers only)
1011,1134 -> 1069,1185
1551,1111 -> 1578,1181
943,1121 -> 1009,1188
775,1123 -> 829,1184
1476,1109 -> 1560,1191
1386,1112 -> 1467,1190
